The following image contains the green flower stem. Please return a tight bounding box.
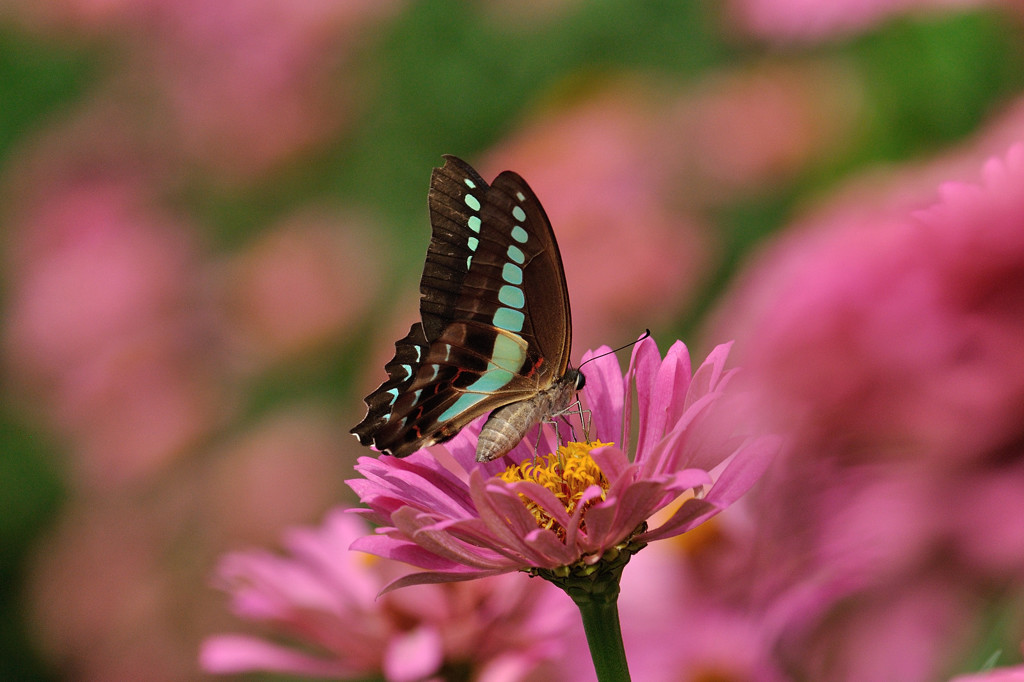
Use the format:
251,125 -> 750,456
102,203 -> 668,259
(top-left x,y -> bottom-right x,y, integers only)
533,528 -> 646,682
571,588 -> 630,682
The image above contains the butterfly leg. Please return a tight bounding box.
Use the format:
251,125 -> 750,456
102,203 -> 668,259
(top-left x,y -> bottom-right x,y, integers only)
579,407 -> 592,441
549,416 -> 563,449
534,414 -> 568,456
558,413 -> 576,443
552,400 -> 592,443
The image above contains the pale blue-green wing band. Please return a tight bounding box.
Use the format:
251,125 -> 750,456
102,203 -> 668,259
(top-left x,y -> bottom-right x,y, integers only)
501,262 -> 523,285
498,284 -> 525,309
493,307 -> 525,333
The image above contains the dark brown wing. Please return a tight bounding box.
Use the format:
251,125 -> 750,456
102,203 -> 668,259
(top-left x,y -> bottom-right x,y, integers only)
351,155 -> 573,457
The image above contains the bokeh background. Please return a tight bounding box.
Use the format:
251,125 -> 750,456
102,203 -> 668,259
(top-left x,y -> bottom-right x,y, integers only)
3,1 -> 1024,680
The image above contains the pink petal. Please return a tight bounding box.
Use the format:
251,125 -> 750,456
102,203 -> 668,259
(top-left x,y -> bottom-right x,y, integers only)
392,507 -> 508,569
640,390 -> 721,478
505,480 -> 574,530
580,344 -> 626,444
645,341 -> 693,448
641,435 -> 779,542
477,652 -> 553,682
216,552 -> 342,619
565,485 -> 607,550
949,664 -> 1024,682
684,341 -> 733,412
588,479 -> 670,548
471,475 -> 547,553
662,393 -> 745,473
632,337 -> 666,457
440,418 -> 487,471
477,496 -> 550,562
383,625 -> 444,682
475,483 -> 548,552
354,454 -> 476,517
660,340 -> 694,426
626,335 -> 661,456
285,515 -> 379,603
638,496 -> 717,543
666,467 -> 717,493
703,435 -> 781,508
602,461 -> 644,501
199,635 -> 354,677
521,526 -> 578,566
589,443 -> 632,482
378,567 -> 510,594
345,505 -> 392,528
350,533 -> 465,571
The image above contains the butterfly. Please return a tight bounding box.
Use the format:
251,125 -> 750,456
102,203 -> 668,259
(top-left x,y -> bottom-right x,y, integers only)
351,155 -> 584,462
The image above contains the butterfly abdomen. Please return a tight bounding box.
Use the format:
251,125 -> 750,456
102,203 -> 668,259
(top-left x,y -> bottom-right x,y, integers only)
476,369 -> 584,462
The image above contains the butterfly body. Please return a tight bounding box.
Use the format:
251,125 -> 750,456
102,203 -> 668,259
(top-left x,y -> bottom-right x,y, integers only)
475,368 -> 582,462
351,155 -> 581,461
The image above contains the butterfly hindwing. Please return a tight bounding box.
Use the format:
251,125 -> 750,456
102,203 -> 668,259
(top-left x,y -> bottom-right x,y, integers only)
350,323 -> 429,455
352,155 -> 574,458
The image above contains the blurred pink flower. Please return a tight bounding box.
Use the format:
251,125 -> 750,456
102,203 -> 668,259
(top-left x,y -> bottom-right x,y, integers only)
947,465 -> 1024,576
201,509 -> 576,681
5,174 -> 193,377
2,0 -> 402,180
774,571 -> 983,681
146,0 -> 401,178
199,409 -> 356,548
708,144 -> 1024,678
727,0 -> 989,43
347,336 -> 777,588
666,59 -> 863,201
4,171 -> 227,489
218,210 -> 382,368
715,144 -> 1024,470
27,408 -> 351,681
0,0 -> 142,33
28,497 -> 201,682
483,85 -> 715,351
781,94 -> 1024,235
560,537 -> 786,682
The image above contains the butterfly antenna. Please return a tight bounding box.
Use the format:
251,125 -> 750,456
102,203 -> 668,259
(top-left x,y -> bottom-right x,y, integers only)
567,329 -> 650,444
577,329 -> 651,370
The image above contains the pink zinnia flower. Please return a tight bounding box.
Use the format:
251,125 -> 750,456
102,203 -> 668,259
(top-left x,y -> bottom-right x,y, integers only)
3,166 -> 226,490
218,210 -> 382,367
708,143 -> 1024,679
347,336 -> 778,589
201,509 -> 576,681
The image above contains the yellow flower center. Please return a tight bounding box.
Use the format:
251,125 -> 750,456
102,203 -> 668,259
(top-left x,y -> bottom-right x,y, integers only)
499,440 -> 613,539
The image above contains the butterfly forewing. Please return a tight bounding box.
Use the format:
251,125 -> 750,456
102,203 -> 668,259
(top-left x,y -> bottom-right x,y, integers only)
486,170 -> 572,381
420,157 -> 491,340
351,155 -> 574,458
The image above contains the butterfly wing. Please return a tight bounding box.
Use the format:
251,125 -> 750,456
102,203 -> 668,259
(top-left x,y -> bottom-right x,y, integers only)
351,155 -> 573,457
